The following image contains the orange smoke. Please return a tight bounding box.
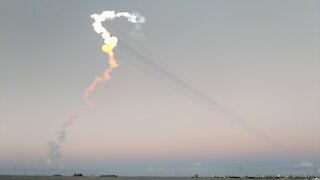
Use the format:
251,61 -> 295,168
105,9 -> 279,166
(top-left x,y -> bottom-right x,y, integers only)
82,45 -> 118,104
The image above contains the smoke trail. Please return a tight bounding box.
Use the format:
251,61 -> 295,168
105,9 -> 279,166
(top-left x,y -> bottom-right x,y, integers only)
46,105 -> 89,171
46,10 -> 145,171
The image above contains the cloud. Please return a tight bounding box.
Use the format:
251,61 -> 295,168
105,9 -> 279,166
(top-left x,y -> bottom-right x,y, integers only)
293,161 -> 316,168
194,163 -> 201,167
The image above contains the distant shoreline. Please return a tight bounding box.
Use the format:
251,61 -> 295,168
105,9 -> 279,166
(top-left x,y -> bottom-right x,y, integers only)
0,175 -> 319,180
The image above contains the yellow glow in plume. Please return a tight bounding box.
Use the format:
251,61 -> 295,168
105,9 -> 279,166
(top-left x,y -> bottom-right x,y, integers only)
102,43 -> 118,69
102,40 -> 116,51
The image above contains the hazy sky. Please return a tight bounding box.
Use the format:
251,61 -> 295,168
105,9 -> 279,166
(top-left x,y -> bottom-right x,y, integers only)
1,0 -> 320,176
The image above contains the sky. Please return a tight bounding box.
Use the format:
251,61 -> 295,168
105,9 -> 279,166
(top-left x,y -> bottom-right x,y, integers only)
1,0 -> 320,176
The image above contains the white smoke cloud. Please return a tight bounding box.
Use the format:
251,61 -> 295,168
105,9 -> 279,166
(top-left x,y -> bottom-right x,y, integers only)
46,141 -> 61,169
90,10 -> 145,47
293,161 -> 316,168
56,130 -> 66,142
129,12 -> 146,41
194,163 -> 201,167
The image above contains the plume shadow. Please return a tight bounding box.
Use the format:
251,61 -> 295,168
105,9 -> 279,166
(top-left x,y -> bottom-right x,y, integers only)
115,38 -> 279,146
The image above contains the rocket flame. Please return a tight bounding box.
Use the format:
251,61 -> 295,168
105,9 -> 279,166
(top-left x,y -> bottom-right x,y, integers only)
46,10 -> 145,171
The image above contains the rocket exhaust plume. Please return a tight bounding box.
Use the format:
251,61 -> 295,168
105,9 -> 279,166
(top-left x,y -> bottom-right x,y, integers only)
46,10 -> 145,171
83,11 -> 145,105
